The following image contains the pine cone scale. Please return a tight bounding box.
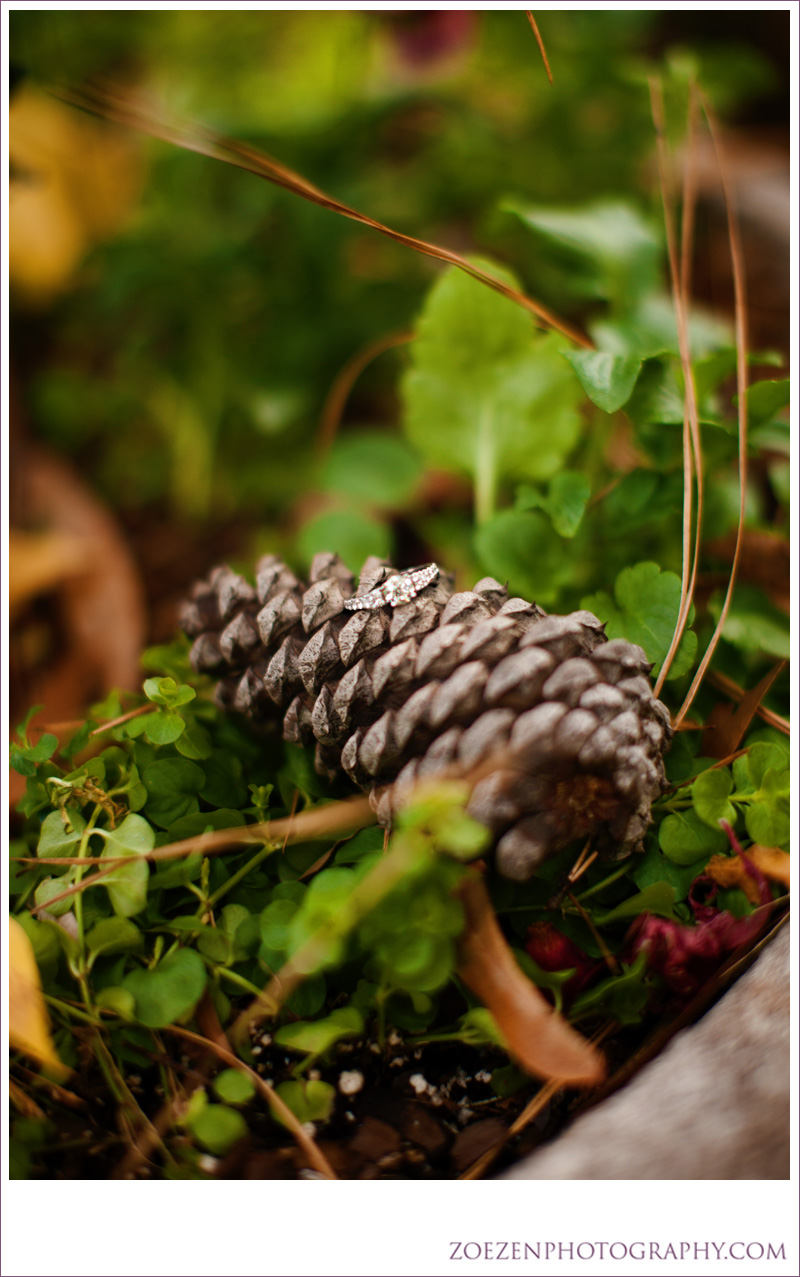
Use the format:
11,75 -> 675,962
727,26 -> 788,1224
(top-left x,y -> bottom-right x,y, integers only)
182,552 -> 673,880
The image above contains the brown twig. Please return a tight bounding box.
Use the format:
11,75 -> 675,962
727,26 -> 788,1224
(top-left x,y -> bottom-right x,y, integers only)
164,1025 -> 338,1179
649,78 -> 704,696
26,794 -> 374,913
317,330 -> 413,455
674,93 -> 750,726
460,1022 -> 614,1180
525,13 -> 554,84
56,83 -> 591,349
707,670 -> 790,736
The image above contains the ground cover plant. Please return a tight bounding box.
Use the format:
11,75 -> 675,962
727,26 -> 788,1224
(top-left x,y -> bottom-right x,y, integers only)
8,11 -> 789,1182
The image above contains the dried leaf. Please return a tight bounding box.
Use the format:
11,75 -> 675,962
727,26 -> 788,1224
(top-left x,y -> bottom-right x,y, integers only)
701,661 -> 786,759
455,872 -> 606,1085
747,845 -> 790,888
8,917 -> 68,1077
705,854 -> 762,905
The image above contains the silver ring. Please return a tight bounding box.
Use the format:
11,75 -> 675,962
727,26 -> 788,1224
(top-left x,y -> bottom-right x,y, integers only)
343,563 -> 440,611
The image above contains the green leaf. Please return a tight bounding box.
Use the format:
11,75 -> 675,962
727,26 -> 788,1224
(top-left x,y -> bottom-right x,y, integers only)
163,808 -> 245,842
24,734 -> 60,763
142,758 -> 205,829
322,431 -> 422,508
274,1006 -> 363,1057
504,200 -> 661,306
273,1079 -> 336,1127
593,882 -> 677,925
198,752 -> 247,809
474,509 -> 570,606
100,814 -> 154,917
403,260 -> 582,519
691,768 -> 736,830
450,1006 -> 508,1050
143,712 -> 186,746
562,350 -> 642,413
745,743 -> 789,790
122,948 -> 207,1028
297,507 -> 392,577
742,379 -> 790,426
37,809 -> 86,865
174,721 -> 214,760
86,917 -> 144,960
570,954 -> 649,1026
516,470 -> 590,538
61,721 -> 96,760
631,841 -> 705,899
334,827 -> 386,864
188,1103 -> 247,1155
582,561 -> 697,680
213,1069 -> 256,1106
16,704 -> 43,742
285,972 -> 327,1018
94,987 -> 136,1019
658,809 -> 729,864
259,899 -> 301,952
744,794 -> 789,849
33,874 -> 77,918
143,677 -> 197,708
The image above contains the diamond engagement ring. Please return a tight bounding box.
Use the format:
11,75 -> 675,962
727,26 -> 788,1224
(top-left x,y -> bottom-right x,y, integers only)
343,563 -> 440,611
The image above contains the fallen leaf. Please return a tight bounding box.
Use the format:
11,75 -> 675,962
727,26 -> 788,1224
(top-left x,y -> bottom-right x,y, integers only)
747,845 -> 790,888
705,854 -> 762,905
701,661 -> 786,759
8,917 -> 68,1077
455,872 -> 606,1086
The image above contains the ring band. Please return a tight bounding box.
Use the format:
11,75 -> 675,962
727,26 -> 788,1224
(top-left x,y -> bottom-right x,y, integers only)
343,563 -> 440,611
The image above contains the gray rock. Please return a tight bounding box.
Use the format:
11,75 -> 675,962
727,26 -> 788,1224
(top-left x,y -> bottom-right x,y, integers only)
502,927 -> 790,1180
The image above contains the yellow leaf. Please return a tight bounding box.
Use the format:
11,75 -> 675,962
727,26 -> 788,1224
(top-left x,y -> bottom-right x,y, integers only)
8,917 -> 68,1078
748,845 -> 791,888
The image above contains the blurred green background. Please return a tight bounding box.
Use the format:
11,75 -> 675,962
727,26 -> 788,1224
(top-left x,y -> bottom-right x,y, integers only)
8,9 -> 789,726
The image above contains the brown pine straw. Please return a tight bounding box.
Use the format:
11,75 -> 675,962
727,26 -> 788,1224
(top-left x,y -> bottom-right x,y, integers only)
23,794 -> 375,911
707,669 -> 790,736
56,83 -> 590,350
164,1025 -> 337,1179
460,1022 -> 615,1180
317,330 -> 413,455
673,92 -> 750,727
649,78 -> 704,698
526,12 -> 554,84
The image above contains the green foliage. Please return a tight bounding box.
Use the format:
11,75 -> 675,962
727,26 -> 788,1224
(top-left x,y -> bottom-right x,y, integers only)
583,562 -> 697,680
8,13 -> 789,1179
402,261 -> 583,521
122,949 -> 207,1028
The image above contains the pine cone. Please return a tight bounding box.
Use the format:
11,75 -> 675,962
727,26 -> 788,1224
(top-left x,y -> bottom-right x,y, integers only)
180,553 -> 672,880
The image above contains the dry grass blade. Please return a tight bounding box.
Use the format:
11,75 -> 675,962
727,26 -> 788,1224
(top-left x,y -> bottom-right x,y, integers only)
455,872 -> 607,1085
701,660 -> 786,758
707,669 -> 790,736
649,78 -> 704,697
526,12 -> 554,84
317,330 -> 413,455
57,83 -> 590,349
459,1021 -> 614,1180
674,93 -> 750,726
164,1025 -> 338,1179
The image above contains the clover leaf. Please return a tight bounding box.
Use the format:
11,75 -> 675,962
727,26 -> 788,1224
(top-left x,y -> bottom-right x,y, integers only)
403,259 -> 582,521
122,948 -> 207,1028
583,560 -> 697,680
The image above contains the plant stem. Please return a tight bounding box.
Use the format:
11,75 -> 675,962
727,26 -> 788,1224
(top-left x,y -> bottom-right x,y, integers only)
74,805 -> 102,1005
474,405 -> 497,524
206,842 -> 278,909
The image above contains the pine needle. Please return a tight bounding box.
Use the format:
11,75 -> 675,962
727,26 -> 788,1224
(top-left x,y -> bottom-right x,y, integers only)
526,13 -> 554,84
